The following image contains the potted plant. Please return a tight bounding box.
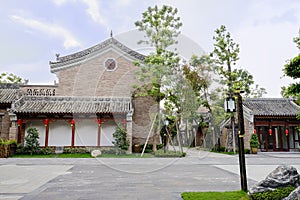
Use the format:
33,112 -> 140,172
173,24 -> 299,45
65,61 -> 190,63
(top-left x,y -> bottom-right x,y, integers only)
250,133 -> 259,154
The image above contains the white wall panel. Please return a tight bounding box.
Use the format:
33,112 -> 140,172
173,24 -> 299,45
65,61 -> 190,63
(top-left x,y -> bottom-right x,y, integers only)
75,119 -> 97,146
49,120 -> 71,146
101,121 -> 116,146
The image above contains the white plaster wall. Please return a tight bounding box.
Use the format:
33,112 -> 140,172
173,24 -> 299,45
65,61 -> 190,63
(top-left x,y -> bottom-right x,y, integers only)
101,121 -> 116,146
25,120 -> 46,146
49,120 -> 71,146
75,119 -> 97,146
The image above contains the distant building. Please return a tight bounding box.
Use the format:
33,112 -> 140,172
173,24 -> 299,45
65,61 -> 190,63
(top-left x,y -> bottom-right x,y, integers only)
243,98 -> 300,152
0,37 -> 158,153
219,98 -> 300,152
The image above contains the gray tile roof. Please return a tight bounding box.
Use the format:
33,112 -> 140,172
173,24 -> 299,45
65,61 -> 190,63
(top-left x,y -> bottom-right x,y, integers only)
0,89 -> 19,103
13,96 -> 132,114
243,98 -> 300,116
50,37 -> 145,72
0,84 -> 20,103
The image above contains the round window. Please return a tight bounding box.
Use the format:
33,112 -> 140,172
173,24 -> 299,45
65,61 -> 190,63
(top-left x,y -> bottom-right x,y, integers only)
105,59 -> 117,71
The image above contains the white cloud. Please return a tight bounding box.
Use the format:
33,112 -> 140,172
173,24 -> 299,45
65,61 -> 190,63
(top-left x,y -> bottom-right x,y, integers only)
52,0 -> 109,30
10,15 -> 81,49
81,0 -> 108,28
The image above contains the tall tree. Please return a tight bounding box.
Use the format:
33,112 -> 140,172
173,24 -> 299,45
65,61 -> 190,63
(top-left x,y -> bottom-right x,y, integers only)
210,25 -> 266,152
281,30 -> 300,102
211,25 -> 259,96
135,5 -> 182,151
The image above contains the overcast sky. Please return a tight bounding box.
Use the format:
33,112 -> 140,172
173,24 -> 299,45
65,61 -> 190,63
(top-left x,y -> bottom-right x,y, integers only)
0,0 -> 299,97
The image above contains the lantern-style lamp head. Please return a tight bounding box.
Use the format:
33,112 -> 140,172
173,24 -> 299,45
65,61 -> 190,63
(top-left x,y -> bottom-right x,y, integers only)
224,97 -> 236,113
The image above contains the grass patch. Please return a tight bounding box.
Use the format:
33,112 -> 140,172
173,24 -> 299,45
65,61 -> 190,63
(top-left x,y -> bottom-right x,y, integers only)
100,153 -> 154,158
181,190 -> 249,200
12,153 -> 92,158
12,153 -> 154,158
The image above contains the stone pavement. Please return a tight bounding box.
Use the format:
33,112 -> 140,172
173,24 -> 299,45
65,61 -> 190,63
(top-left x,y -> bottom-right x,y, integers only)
0,150 -> 300,200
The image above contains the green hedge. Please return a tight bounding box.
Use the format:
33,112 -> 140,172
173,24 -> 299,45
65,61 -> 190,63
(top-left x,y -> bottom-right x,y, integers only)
251,186 -> 295,200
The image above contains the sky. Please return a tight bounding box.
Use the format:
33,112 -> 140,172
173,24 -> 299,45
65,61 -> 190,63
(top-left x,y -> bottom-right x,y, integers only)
0,0 -> 299,97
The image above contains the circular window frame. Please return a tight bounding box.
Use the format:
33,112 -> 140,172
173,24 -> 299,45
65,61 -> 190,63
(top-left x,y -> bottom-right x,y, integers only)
104,58 -> 118,71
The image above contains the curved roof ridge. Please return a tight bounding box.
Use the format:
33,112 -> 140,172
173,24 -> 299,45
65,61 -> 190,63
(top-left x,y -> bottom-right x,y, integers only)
243,98 -> 299,116
50,37 -> 145,65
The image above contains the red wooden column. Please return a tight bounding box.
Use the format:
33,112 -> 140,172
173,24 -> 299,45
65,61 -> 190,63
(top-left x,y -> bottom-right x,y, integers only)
97,118 -> 101,147
44,119 -> 49,147
123,118 -> 126,129
70,119 -> 75,147
17,119 -> 22,144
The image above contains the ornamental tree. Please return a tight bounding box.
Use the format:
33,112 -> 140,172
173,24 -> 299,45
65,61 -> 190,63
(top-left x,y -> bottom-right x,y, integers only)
135,5 -> 182,151
24,128 -> 40,155
211,25 -> 262,96
210,25 -> 266,151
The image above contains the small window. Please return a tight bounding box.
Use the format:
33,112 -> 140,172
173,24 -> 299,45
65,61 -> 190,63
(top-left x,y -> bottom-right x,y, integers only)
105,59 -> 117,71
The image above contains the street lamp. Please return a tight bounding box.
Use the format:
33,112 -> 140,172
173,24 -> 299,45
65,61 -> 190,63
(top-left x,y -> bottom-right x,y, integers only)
223,92 -> 247,192
224,97 -> 236,113
235,89 -> 248,192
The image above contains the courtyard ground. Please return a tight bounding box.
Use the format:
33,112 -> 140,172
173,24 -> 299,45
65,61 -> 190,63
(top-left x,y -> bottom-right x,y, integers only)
0,149 -> 300,200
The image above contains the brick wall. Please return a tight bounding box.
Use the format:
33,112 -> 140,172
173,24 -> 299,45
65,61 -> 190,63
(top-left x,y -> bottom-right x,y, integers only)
0,109 -> 10,140
55,51 -> 138,97
132,95 -> 158,145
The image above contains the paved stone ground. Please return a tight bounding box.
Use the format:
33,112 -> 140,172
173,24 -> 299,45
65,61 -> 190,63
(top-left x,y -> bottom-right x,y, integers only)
0,150 -> 300,200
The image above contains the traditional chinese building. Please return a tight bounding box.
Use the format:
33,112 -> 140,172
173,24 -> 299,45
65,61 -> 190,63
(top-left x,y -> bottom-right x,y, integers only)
0,36 -> 158,153
243,98 -> 300,152
219,98 -> 300,152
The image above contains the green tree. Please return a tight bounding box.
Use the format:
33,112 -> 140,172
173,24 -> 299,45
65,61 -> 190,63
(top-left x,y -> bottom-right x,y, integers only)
24,127 -> 40,155
210,25 -> 267,152
281,30 -> 300,101
211,25 -> 261,96
135,5 -> 182,151
0,72 -> 23,83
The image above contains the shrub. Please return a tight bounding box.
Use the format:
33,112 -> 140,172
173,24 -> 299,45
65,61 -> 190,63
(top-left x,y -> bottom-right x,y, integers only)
63,147 -> 89,154
112,126 -> 129,152
24,128 -> 40,155
154,149 -> 186,157
250,134 -> 259,148
101,148 -> 126,155
39,147 -> 56,155
251,186 -> 295,200
244,149 -> 251,154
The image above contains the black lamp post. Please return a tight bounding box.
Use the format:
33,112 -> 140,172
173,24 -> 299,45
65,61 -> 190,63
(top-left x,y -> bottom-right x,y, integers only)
235,90 -> 248,191
224,91 -> 248,192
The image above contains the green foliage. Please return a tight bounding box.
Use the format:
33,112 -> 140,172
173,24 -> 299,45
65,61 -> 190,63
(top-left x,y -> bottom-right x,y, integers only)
0,72 -> 23,83
182,190 -> 248,200
211,25 -> 266,97
112,126 -> 129,152
251,186 -> 295,200
24,128 -> 40,155
101,148 -> 126,155
63,147 -> 90,154
134,5 -> 182,104
135,5 -> 182,52
282,31 -> 300,99
154,149 -> 186,157
250,134 -> 259,148
0,138 -> 17,145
